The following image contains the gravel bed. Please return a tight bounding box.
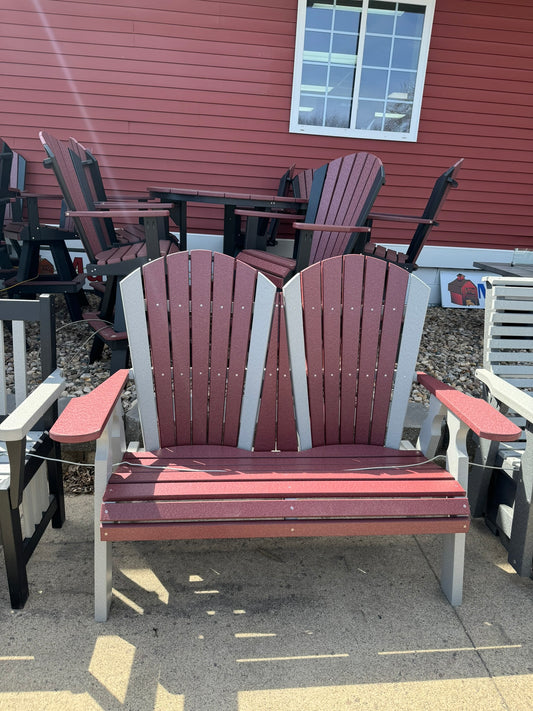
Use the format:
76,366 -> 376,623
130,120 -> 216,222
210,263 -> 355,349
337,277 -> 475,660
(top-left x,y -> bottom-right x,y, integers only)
3,293 -> 484,493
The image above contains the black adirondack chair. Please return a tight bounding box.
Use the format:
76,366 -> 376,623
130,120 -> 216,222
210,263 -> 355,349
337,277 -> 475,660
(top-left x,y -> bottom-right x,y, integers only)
0,139 -> 25,275
360,159 -> 464,270
1,138 -> 86,320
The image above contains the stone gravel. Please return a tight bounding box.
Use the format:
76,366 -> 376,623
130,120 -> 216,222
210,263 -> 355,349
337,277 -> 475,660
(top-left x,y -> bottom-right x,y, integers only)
3,293 -> 485,492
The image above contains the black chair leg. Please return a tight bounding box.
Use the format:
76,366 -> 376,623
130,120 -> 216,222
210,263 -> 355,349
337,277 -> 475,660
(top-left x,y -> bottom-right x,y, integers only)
89,335 -> 106,363
0,492 -> 29,609
47,449 -> 65,529
109,343 -> 129,374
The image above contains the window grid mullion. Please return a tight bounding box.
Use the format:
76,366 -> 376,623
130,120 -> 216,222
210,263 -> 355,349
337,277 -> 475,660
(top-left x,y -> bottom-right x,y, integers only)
350,0 -> 369,131
381,2 -> 400,132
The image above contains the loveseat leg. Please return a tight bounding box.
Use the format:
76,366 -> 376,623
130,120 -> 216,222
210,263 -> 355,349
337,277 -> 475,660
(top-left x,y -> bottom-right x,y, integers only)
441,532 -> 465,606
0,493 -> 29,609
93,404 -> 124,622
94,536 -> 112,622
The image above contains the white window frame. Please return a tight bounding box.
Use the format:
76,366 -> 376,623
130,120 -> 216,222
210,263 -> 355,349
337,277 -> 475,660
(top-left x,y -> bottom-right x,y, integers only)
289,0 -> 436,142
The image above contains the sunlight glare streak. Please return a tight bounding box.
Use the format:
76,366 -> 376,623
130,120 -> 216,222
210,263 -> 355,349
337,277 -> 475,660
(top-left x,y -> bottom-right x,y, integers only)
154,683 -> 185,711
112,587 -> 144,615
237,653 -> 349,663
89,636 -> 136,704
31,0 -> 121,192
379,644 -> 522,655
238,675 -> 533,710
120,568 -> 170,604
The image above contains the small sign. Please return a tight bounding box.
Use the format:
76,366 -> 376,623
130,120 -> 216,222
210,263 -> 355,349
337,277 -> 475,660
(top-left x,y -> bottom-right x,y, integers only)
440,270 -> 488,309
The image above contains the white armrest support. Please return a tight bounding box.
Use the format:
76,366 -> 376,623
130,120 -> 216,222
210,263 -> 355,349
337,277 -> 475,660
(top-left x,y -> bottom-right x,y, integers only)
0,369 -> 65,441
476,368 -> 533,423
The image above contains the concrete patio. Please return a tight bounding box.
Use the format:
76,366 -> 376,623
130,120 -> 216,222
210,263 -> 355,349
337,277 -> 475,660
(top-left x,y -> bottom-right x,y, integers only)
0,494 -> 531,711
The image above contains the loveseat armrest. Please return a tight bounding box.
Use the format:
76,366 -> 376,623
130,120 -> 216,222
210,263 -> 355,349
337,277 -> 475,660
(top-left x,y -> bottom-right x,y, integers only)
417,372 -> 521,441
50,369 -> 130,444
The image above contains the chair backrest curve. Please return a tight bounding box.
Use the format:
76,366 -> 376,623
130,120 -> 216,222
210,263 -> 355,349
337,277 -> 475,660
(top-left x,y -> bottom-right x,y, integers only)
120,250 -> 277,451
283,254 -> 429,450
307,152 -> 385,265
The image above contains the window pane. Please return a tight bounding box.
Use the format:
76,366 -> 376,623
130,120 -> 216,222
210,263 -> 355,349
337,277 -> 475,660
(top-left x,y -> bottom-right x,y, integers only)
359,68 -> 388,99
325,98 -> 352,127
329,65 -> 356,97
301,62 -> 328,93
334,2 -> 363,33
392,37 -> 421,70
355,100 -> 385,130
397,4 -> 425,37
331,32 -> 359,62
388,69 -> 416,100
306,1 -> 334,30
383,101 -> 412,131
366,1 -> 395,34
362,35 -> 392,67
299,95 -> 325,125
304,29 -> 331,56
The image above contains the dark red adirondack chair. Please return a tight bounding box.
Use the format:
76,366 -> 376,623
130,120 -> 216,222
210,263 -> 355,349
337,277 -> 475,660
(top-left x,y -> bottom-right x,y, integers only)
235,152 -> 385,287
360,159 -> 464,270
40,130 -> 179,371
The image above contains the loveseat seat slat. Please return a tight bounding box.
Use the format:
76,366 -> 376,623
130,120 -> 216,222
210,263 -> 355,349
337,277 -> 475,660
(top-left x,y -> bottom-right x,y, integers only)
103,475 -> 467,502
101,516 -> 469,542
102,496 -> 469,522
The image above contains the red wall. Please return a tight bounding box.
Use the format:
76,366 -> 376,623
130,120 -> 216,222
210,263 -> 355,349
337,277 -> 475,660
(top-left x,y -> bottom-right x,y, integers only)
1,0 -> 532,251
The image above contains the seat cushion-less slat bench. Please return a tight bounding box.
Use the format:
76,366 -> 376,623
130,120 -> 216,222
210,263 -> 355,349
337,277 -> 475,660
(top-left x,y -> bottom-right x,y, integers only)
100,445 -> 470,541
50,251 -> 520,621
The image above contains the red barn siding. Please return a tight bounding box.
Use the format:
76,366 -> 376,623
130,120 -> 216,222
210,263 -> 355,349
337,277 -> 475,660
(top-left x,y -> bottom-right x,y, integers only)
1,0 -> 532,250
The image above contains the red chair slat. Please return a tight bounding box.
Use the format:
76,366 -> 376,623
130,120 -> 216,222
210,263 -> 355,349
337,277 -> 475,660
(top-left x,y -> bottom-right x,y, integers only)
370,264 -> 409,445
340,255 -> 364,443
208,252 -> 236,444
322,256 -> 343,444
167,250 -> 193,445
355,258 -> 388,443
301,259 -> 327,446
222,260 -> 258,446
143,257 -> 175,448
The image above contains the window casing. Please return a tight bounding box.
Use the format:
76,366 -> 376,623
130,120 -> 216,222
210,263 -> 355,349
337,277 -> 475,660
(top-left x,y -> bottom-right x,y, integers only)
289,0 -> 436,141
